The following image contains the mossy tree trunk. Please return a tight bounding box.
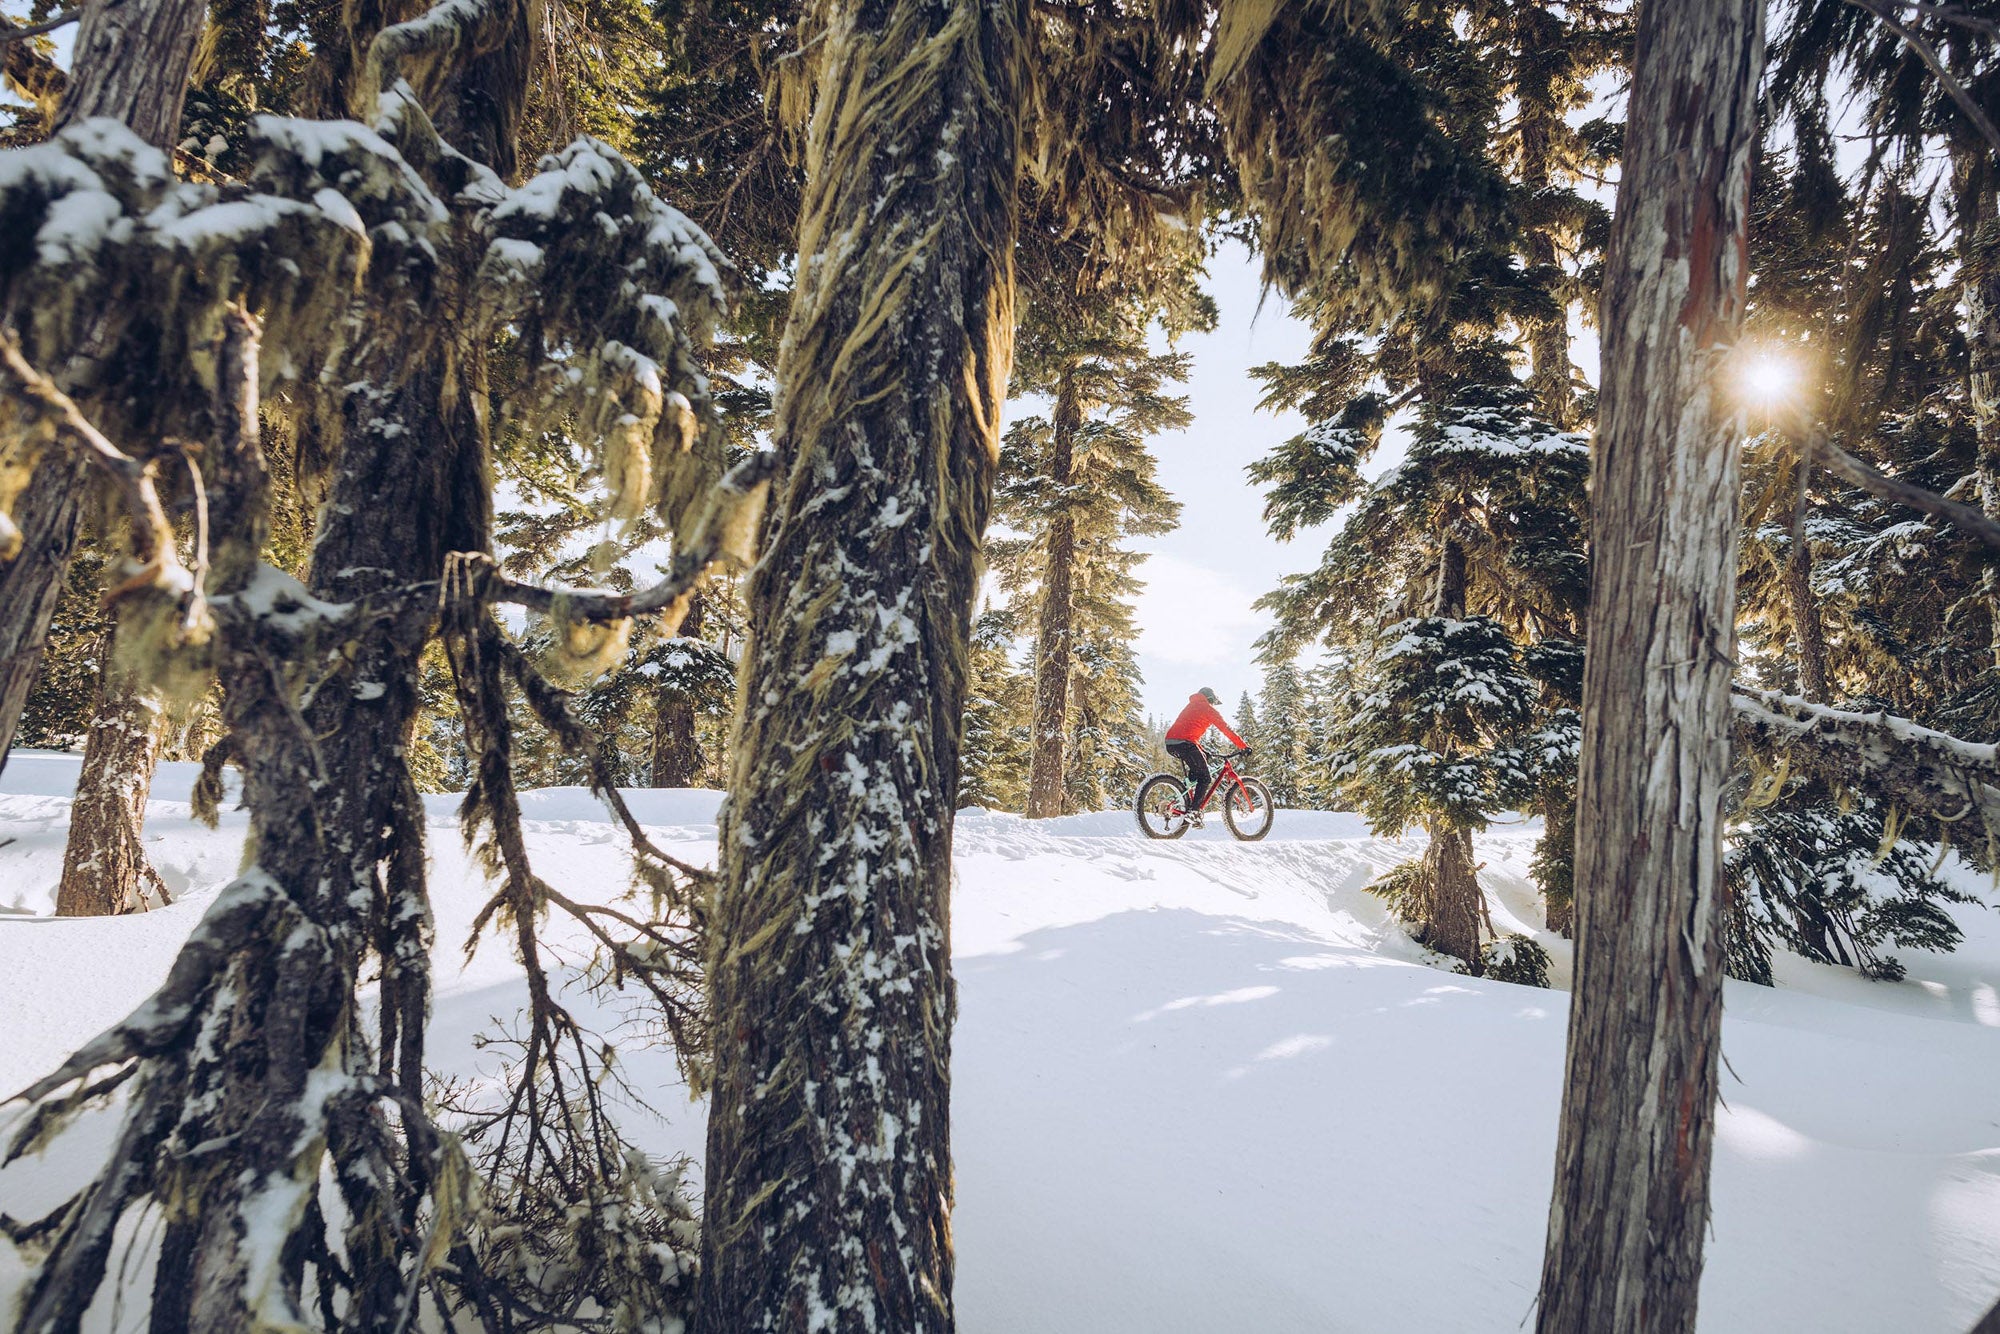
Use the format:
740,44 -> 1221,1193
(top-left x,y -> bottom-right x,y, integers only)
695,0 -> 1026,1321
1535,2 -> 1761,1330
54,627 -> 169,916
0,0 -> 207,770
1024,368 -> 1080,818
651,590 -> 707,786
1954,160 -> 2000,663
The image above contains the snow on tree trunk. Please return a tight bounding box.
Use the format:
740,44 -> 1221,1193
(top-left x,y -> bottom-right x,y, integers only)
1535,3 -> 1761,1332
54,628 -> 168,916
0,0 -> 206,768
1025,370 -> 1081,818
694,0 -> 1026,1321
652,590 -> 707,786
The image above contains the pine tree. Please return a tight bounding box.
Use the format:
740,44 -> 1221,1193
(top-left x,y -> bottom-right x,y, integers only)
1256,658 -> 1308,805
960,607 -> 1033,810
992,301 -> 1189,817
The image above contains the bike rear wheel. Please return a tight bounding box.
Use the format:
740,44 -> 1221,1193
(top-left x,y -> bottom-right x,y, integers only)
1223,776 -> 1275,841
1135,773 -> 1191,839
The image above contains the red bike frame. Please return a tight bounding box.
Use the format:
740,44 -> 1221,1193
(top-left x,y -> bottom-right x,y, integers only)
1174,752 -> 1249,816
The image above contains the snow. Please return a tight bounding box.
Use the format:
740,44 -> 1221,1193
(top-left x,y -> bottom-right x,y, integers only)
3,752 -> 1999,1330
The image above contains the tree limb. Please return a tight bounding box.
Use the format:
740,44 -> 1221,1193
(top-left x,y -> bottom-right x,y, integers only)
0,7 -> 79,43
1732,688 -> 2000,830
477,448 -> 778,624
0,332 -> 188,601
1806,426 -> 2000,555
1844,0 -> 2000,156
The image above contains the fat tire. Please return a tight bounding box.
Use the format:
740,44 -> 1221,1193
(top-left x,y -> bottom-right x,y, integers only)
1135,773 -> 1190,840
1224,777 -> 1275,842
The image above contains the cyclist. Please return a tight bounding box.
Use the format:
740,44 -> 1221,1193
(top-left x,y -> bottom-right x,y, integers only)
1163,687 -> 1248,811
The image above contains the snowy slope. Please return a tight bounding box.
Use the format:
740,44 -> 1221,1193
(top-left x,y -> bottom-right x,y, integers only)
3,751 -> 1999,1331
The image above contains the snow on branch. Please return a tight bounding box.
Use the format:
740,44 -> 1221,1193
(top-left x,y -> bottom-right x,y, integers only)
1731,688 -> 2000,833
1808,427 -> 2000,556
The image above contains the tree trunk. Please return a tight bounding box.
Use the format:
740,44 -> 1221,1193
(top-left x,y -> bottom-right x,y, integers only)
52,0 -> 206,144
1784,537 -> 1829,701
1515,11 -> 1574,429
651,591 -> 707,786
1025,367 -> 1081,818
1417,824 -> 1481,965
694,0 -> 1026,1320
0,452 -> 85,770
54,631 -> 168,916
1953,160 -> 2000,663
1535,3 -> 1761,1332
0,0 -> 206,769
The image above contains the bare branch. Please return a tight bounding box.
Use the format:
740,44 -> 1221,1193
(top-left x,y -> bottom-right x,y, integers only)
0,332 -> 188,599
479,448 -> 778,623
0,7 -> 79,43
1806,427 -> 2000,555
1844,0 -> 2000,156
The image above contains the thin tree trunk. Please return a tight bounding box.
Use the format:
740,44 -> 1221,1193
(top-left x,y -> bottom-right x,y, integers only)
695,0 -> 1026,1319
54,630 -> 168,915
1025,367 -> 1081,818
1535,3 -> 1761,1331
1954,161 -> 2000,663
1784,538 -> 1829,701
1515,13 -> 1574,429
651,591 -> 707,786
0,0 -> 206,770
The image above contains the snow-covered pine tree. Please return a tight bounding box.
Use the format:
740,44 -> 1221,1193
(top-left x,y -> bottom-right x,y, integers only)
1234,689 -> 1262,755
1256,658 -> 1308,805
1256,351 -> 1589,964
991,301 -> 1189,817
960,606 -> 1034,810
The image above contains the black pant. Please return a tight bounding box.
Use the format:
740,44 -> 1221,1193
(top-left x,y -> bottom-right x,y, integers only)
1165,740 -> 1209,805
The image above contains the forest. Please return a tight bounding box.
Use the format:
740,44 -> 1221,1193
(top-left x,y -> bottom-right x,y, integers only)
3,0 -> 2000,1328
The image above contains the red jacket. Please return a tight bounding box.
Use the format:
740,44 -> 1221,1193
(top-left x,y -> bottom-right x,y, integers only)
1165,693 -> 1247,748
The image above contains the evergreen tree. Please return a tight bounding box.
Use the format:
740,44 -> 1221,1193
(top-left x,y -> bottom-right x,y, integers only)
1256,658 -> 1308,805
991,300 -> 1190,817
1234,690 -> 1261,755
959,607 -> 1034,811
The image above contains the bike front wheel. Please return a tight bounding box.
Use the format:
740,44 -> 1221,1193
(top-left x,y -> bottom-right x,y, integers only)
1135,773 -> 1191,840
1223,776 -> 1275,841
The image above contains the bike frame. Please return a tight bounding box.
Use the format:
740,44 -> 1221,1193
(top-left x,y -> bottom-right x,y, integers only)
1181,753 -> 1248,814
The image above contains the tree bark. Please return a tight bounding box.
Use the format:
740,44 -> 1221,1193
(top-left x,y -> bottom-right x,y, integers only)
0,0 -> 206,769
1025,367 -> 1081,818
694,0 -> 1026,1321
1535,3 -> 1761,1332
1783,536 -> 1829,701
54,630 -> 168,915
52,0 -> 206,145
651,590 -> 707,786
1515,8 -> 1574,429
1953,158 -> 2000,662
1417,824 -> 1481,965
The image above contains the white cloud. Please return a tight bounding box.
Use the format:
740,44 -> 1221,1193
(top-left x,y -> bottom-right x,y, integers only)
1132,553 -> 1269,670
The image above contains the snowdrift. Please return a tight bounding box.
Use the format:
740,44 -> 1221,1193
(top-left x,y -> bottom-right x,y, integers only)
3,751 -> 1999,1331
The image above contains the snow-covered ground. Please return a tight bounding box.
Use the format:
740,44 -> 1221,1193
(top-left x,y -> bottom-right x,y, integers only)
3,749 -> 1999,1331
